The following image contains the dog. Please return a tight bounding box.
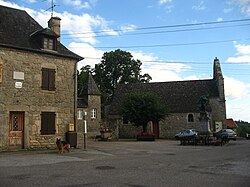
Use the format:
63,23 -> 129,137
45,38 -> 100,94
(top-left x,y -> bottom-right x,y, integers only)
56,138 -> 70,154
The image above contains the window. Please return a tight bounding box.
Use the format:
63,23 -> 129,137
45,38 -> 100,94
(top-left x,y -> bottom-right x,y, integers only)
43,37 -> 55,50
77,110 -> 83,120
188,114 -> 194,122
41,68 -> 55,91
41,112 -> 56,135
91,108 -> 97,119
9,112 -> 24,131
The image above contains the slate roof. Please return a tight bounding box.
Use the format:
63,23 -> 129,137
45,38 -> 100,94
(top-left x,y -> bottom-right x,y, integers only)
78,73 -> 101,108
109,79 -> 219,115
0,5 -> 83,60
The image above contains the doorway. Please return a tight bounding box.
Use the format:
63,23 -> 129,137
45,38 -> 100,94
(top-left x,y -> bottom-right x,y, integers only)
152,121 -> 159,139
9,111 -> 24,149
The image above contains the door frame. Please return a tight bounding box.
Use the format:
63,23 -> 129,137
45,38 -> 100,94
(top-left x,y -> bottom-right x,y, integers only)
9,111 -> 25,149
152,121 -> 159,139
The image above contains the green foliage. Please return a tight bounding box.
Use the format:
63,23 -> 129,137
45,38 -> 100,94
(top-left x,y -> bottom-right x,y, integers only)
77,65 -> 91,95
121,92 -> 168,132
93,49 -> 152,103
235,120 -> 250,137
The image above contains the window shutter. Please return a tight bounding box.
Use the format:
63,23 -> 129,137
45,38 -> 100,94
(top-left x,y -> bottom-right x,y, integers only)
41,112 -> 56,135
48,69 -> 55,91
47,112 -> 56,134
41,68 -> 49,90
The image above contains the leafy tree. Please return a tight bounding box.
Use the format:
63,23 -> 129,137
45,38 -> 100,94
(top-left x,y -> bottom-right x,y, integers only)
93,49 -> 152,103
121,92 -> 168,132
235,120 -> 250,137
77,65 -> 91,95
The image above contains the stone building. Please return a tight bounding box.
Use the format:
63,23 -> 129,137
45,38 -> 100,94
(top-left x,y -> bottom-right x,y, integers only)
107,58 -> 227,139
77,73 -> 101,144
0,5 -> 84,150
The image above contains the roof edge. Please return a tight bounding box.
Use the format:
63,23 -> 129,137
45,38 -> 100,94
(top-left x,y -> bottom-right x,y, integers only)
0,43 -> 84,61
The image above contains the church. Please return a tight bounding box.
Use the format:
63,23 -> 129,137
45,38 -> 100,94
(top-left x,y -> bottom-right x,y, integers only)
107,58 -> 227,139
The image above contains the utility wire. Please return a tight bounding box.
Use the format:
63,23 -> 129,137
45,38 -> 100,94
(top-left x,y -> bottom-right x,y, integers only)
61,18 -> 250,36
70,38 -> 250,49
61,23 -> 250,39
82,57 -> 250,65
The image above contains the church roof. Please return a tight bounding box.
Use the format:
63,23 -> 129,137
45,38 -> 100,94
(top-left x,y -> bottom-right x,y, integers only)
0,5 -> 83,60
108,78 -> 219,115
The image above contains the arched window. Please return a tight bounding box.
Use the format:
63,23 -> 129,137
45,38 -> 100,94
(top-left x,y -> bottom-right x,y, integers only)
188,114 -> 194,122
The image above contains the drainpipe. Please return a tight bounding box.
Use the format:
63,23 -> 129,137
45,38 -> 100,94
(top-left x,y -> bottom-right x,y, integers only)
74,61 -> 78,132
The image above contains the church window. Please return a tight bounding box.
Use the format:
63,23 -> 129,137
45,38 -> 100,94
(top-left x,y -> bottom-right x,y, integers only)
188,114 -> 194,122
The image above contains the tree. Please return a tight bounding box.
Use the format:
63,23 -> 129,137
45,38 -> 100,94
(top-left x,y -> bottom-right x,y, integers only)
93,49 -> 152,103
77,65 -> 91,95
121,92 -> 168,132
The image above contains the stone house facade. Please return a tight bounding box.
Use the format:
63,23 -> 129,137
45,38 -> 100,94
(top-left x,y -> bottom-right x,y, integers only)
77,73 -> 101,146
107,58 -> 227,139
0,5 -> 84,151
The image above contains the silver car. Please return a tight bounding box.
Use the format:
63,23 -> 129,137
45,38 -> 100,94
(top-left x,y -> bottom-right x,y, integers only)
217,129 -> 237,141
175,129 -> 198,140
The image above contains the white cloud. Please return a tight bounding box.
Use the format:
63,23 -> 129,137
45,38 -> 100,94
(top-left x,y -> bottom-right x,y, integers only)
224,76 -> 250,100
131,51 -> 191,82
229,0 -> 250,15
226,43 -> 250,63
68,42 -> 104,69
192,1 -> 206,11
217,17 -> 223,22
158,0 -> 174,13
226,55 -> 250,63
235,44 -> 250,55
158,0 -> 172,5
0,1 -> 117,45
24,0 -> 36,3
120,25 -> 137,33
63,0 -> 90,9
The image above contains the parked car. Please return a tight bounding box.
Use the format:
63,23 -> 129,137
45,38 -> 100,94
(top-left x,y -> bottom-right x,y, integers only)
216,129 -> 237,141
175,129 -> 198,140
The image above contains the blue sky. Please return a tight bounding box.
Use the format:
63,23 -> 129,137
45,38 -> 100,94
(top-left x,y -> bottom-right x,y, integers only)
1,0 -> 250,122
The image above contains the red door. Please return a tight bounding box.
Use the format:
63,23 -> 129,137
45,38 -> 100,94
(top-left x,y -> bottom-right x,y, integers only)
9,112 -> 24,149
153,121 -> 159,138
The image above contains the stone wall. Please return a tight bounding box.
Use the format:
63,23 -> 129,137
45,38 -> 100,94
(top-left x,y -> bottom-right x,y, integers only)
159,113 -> 201,139
0,47 -> 76,150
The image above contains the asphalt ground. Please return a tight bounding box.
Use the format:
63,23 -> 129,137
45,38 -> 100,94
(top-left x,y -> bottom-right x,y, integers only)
0,139 -> 250,187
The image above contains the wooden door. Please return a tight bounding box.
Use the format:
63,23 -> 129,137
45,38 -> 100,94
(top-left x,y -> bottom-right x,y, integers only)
153,121 -> 159,139
9,112 -> 24,149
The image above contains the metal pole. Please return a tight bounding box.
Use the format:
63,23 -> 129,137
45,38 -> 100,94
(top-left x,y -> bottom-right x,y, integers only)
84,119 -> 87,150
84,132 -> 86,150
83,112 -> 87,150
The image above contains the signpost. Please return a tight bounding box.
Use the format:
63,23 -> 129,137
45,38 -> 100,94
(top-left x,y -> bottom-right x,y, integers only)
83,112 -> 87,150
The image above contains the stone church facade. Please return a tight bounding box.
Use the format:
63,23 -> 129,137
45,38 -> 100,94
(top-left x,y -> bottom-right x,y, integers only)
0,5 -> 85,151
107,58 -> 227,139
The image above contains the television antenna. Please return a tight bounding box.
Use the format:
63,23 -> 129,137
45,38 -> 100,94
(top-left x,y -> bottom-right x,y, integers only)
44,0 -> 57,17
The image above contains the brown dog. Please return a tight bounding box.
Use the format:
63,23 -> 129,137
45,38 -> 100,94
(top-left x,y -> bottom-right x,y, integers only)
56,138 -> 70,154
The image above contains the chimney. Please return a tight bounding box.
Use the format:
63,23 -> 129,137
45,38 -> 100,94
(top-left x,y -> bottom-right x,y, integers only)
48,17 -> 61,41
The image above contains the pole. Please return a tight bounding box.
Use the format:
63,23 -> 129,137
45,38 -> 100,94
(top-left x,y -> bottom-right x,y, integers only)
84,119 -> 87,150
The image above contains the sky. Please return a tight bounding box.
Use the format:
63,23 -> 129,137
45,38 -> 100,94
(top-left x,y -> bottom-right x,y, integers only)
1,0 -> 250,122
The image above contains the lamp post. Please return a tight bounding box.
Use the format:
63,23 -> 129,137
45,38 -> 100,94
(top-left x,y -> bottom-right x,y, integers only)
83,111 -> 87,150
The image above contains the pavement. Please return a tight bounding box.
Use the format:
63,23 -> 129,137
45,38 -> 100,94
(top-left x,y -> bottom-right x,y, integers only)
0,139 -> 250,187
